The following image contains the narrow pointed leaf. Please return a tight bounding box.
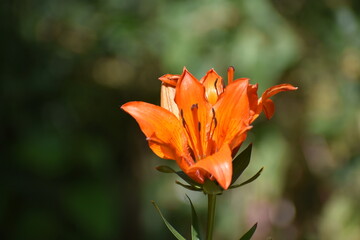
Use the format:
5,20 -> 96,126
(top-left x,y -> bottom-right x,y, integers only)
239,223 -> 257,240
185,195 -> 202,240
230,167 -> 263,189
156,165 -> 203,187
151,201 -> 186,240
156,165 -> 176,173
231,144 -> 252,184
175,181 -> 202,191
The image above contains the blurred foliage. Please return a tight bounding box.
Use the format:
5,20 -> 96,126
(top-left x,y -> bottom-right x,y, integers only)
1,0 -> 360,239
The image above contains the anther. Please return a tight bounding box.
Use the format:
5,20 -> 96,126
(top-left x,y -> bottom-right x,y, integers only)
191,103 -> 198,110
209,108 -> 217,140
180,109 -> 186,127
211,108 -> 217,126
211,108 -> 217,127
191,104 -> 200,133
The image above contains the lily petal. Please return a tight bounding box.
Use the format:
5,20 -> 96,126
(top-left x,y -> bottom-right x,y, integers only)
200,68 -> 224,105
187,144 -> 233,189
262,98 -> 275,119
213,79 -> 252,150
160,83 -> 179,118
259,84 -> 298,119
121,101 -> 189,162
247,84 -> 260,122
175,69 -> 212,160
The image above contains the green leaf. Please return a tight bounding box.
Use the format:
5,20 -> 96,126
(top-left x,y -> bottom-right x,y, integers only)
151,201 -> 186,240
239,222 -> 257,240
231,144 -> 252,184
175,181 -> 202,191
176,171 -> 203,188
185,195 -> 202,240
156,165 -> 176,173
230,168 -> 263,189
156,165 -> 202,188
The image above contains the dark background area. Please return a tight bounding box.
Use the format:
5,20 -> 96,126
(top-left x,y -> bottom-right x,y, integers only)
1,0 -> 360,239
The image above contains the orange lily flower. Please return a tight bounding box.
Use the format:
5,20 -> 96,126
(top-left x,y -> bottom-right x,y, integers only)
121,67 -> 297,189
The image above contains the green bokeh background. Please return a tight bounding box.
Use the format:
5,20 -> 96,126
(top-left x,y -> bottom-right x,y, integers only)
2,0 -> 360,239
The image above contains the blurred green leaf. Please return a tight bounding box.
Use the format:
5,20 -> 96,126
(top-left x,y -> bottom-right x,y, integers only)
151,201 -> 186,240
15,130 -> 67,177
14,209 -> 60,240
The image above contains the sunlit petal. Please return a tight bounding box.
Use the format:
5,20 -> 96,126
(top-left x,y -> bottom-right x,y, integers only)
175,68 -> 212,160
213,79 -> 252,149
187,144 -> 233,189
121,101 -> 189,162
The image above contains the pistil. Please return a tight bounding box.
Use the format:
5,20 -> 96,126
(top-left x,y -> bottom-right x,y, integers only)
228,66 -> 235,84
207,108 -> 218,155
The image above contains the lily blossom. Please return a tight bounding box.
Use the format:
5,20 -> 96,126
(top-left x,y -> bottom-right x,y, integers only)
121,67 -> 297,189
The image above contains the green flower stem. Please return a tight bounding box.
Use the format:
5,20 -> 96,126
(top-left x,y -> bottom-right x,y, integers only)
206,194 -> 217,240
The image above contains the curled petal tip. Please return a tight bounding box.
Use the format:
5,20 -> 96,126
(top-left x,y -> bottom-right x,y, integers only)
158,74 -> 168,81
120,102 -> 129,110
159,74 -> 180,86
287,85 -> 298,90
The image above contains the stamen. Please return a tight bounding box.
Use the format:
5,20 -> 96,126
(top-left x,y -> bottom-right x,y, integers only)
191,103 -> 198,110
205,107 -> 218,155
191,103 -> 204,158
180,107 -> 202,161
214,78 -> 219,96
180,109 -> 186,127
228,66 -> 235,85
191,104 -> 199,130
209,108 -> 217,140
212,108 -> 217,128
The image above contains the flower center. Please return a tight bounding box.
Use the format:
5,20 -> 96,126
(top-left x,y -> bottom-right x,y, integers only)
180,105 -> 218,161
